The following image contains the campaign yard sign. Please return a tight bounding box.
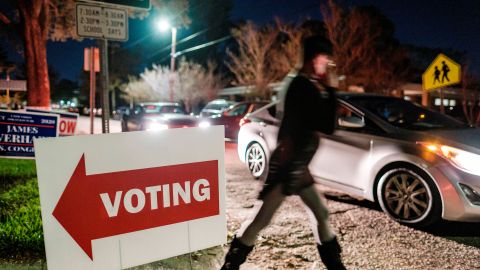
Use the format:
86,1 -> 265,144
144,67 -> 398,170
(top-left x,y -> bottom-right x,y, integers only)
34,126 -> 226,270
26,108 -> 78,136
0,110 -> 59,159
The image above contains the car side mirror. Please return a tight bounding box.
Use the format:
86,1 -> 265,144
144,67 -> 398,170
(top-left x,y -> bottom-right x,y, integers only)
338,116 -> 365,128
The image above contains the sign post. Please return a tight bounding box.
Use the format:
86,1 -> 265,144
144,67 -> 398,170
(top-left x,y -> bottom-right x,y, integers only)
101,39 -> 110,133
34,127 -> 226,270
77,2 -> 130,134
422,53 -> 461,110
84,47 -> 100,134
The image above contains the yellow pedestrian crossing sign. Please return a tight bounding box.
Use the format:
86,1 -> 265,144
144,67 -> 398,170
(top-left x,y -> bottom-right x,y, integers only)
422,53 -> 461,91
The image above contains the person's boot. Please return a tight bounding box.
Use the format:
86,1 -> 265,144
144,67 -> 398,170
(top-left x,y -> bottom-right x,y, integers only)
317,236 -> 346,270
220,236 -> 254,270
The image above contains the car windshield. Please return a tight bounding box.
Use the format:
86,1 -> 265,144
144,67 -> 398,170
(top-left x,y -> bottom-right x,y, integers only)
204,103 -> 231,111
143,105 -> 185,115
346,96 -> 469,131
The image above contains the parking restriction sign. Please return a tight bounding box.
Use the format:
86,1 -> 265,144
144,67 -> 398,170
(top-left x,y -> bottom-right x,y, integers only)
76,3 -> 128,41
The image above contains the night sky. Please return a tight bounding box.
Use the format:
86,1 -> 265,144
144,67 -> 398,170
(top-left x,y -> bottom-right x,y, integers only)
2,0 -> 479,81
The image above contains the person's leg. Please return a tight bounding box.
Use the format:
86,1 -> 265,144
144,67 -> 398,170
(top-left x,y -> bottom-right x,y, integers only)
237,184 -> 286,245
298,185 -> 335,242
298,185 -> 346,270
221,185 -> 285,270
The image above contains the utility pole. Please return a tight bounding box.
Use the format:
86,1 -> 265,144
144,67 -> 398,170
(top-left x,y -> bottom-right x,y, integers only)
169,27 -> 177,102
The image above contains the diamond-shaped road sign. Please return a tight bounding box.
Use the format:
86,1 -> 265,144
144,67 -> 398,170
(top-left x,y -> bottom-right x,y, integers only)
422,53 -> 461,91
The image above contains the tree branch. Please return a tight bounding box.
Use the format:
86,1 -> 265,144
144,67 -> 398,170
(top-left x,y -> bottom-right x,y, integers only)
0,11 -> 11,24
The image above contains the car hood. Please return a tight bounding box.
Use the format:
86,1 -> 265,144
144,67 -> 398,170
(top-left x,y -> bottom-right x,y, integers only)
144,114 -> 199,124
422,128 -> 480,154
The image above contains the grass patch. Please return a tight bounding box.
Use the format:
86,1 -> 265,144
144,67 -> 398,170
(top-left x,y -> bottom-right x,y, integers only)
0,159 -> 36,193
0,178 -> 45,260
0,158 -> 44,261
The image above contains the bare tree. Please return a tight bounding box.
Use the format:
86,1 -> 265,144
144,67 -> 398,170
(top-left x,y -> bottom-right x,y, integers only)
121,75 -> 162,105
460,65 -> 480,126
321,0 -> 410,93
140,64 -> 172,101
226,20 -> 303,99
123,59 -> 223,112
175,58 -> 223,112
271,19 -> 306,76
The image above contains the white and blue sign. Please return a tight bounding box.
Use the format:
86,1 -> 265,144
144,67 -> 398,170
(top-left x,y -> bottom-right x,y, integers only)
26,108 -> 78,136
0,110 -> 59,159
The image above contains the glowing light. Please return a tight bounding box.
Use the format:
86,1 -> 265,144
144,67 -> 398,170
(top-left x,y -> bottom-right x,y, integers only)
420,142 -> 480,176
146,122 -> 169,131
156,19 -> 171,32
198,121 -> 211,128
425,144 -> 438,152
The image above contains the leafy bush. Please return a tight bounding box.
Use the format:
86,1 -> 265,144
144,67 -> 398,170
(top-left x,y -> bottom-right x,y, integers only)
0,179 -> 44,259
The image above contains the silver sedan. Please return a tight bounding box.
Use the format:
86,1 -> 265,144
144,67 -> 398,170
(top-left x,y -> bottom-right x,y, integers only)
237,93 -> 480,227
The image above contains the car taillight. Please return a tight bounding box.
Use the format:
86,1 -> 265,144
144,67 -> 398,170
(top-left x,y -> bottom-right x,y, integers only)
239,118 -> 251,127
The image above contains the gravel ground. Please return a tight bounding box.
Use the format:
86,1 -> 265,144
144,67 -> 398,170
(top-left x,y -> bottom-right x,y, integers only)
2,142 -> 478,270
222,143 -> 480,270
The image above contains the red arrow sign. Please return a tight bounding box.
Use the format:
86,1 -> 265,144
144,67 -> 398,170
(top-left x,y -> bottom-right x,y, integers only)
53,154 -> 219,260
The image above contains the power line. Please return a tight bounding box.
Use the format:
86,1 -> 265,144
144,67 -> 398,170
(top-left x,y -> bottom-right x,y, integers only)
146,28 -> 209,59
155,35 -> 233,63
176,35 -> 232,57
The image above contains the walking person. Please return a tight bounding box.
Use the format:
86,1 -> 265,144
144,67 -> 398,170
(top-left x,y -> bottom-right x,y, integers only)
433,66 -> 441,84
220,35 -> 346,270
441,61 -> 450,83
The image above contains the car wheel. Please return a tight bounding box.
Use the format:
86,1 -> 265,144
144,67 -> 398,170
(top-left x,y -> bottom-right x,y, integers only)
377,165 -> 442,227
246,142 -> 267,180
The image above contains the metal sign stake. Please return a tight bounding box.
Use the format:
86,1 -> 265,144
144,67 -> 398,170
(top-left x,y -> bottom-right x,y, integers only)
101,38 -> 110,133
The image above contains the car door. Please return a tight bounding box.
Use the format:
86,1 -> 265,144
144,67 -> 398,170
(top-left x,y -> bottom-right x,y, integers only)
222,104 -> 249,139
309,102 -> 385,196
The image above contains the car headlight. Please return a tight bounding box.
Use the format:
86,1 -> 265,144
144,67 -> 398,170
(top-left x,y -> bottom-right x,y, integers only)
146,122 -> 169,131
198,121 -> 211,128
420,143 -> 480,176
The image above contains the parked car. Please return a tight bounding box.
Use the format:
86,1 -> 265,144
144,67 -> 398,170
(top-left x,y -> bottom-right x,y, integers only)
238,93 -> 480,227
199,99 -> 237,117
207,101 -> 269,140
121,102 -> 209,132
113,106 -> 130,120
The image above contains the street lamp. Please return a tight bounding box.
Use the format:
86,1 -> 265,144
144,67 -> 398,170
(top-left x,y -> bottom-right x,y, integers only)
156,19 -> 177,102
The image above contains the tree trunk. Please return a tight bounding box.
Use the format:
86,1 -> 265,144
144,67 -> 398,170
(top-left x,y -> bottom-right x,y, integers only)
21,1 -> 51,108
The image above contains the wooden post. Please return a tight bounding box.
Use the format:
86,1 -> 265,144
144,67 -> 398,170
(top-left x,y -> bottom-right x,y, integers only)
439,88 -> 445,113
422,90 -> 429,108
89,47 -> 96,134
